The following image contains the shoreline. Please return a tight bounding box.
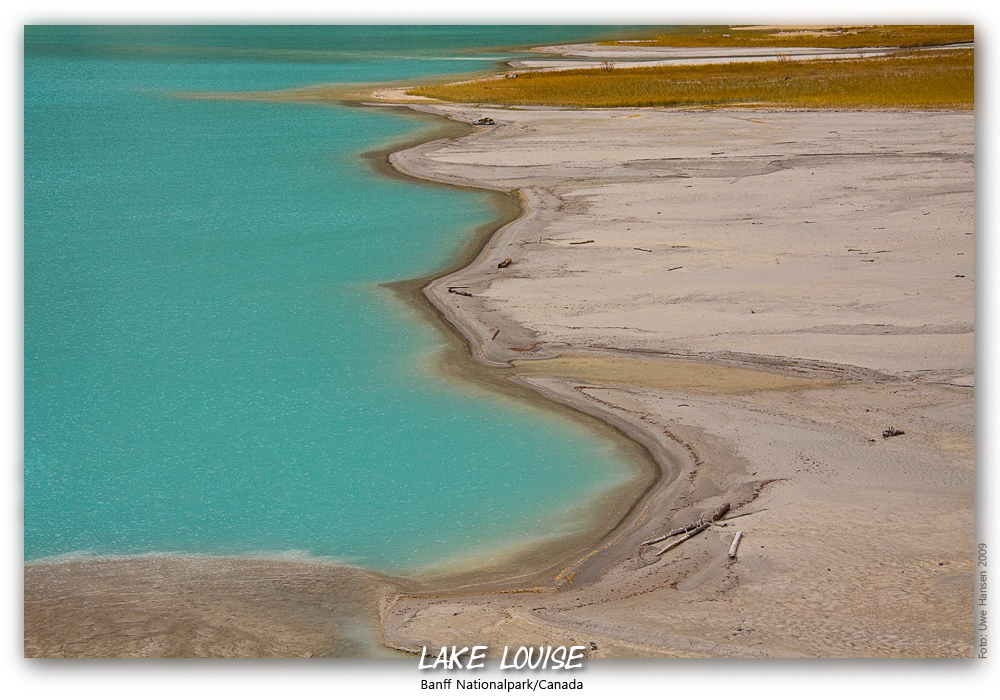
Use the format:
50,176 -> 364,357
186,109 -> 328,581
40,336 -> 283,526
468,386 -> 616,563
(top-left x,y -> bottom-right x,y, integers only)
368,109 -> 747,593
368,105 -> 791,647
23,101 -> 684,656
350,105 -> 680,593
366,104 -> 974,657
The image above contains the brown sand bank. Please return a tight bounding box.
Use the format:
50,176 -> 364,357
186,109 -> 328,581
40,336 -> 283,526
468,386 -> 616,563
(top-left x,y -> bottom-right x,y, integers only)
24,556 -> 405,657
380,106 -> 973,657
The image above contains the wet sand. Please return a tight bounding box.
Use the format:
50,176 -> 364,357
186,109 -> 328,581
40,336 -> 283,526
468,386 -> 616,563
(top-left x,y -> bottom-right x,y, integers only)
25,104 -> 974,658
24,556 -> 404,658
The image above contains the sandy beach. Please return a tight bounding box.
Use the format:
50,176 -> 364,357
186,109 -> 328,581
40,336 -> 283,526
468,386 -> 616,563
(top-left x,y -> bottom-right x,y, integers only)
25,100 -> 974,658
379,105 -> 974,657
516,41 -> 975,71
513,43 -> 916,71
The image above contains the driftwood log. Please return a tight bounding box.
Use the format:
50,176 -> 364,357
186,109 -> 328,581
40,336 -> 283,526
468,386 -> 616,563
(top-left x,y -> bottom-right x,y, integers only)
498,258 -> 512,269
709,503 -> 731,521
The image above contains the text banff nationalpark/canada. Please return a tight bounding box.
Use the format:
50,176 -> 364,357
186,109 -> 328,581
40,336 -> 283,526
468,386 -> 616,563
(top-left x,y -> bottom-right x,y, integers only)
419,645 -> 586,670
421,679 -> 583,691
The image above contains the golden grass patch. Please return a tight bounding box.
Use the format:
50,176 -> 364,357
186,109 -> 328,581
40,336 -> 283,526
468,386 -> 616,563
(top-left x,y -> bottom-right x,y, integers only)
604,25 -> 973,49
409,50 -> 973,110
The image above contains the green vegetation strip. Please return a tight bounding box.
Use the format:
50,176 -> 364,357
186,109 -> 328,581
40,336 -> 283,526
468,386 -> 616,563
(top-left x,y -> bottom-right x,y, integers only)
604,25 -> 973,50
408,50 -> 973,110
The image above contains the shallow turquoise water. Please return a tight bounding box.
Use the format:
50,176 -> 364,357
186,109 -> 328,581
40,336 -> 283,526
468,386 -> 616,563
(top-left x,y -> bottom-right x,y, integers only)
24,26 -> 647,571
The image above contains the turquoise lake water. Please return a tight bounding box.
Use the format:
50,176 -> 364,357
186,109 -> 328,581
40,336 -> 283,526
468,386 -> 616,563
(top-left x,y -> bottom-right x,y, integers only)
24,26 -> 647,571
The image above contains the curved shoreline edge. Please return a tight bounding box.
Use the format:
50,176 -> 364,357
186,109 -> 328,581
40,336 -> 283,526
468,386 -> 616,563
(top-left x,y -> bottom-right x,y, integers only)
367,105 -> 680,592
22,104 -> 687,658
364,105 -> 765,651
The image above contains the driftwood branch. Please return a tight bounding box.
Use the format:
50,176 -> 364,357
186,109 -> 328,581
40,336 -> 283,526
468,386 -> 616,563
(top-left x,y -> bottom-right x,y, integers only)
655,522 -> 709,556
728,531 -> 744,558
718,509 -> 766,522
642,522 -> 703,546
641,502 -> 732,549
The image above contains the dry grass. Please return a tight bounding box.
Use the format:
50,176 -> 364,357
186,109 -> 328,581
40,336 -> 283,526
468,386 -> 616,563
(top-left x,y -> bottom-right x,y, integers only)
408,50 -> 973,110
512,356 -> 836,394
603,25 -> 973,49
